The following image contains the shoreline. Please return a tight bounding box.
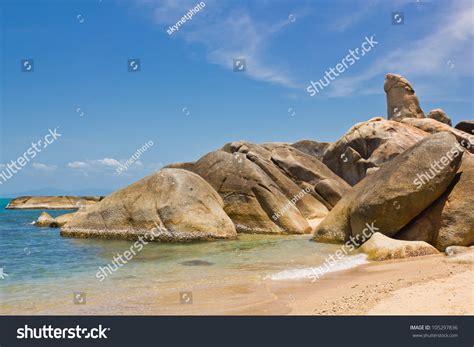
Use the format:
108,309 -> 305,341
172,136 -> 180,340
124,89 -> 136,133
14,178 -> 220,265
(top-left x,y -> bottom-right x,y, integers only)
2,252 -> 471,316
269,253 -> 473,316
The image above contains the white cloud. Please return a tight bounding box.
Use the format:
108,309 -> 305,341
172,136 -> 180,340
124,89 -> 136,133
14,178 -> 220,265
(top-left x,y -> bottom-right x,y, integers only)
67,161 -> 89,169
32,163 -> 57,172
67,158 -> 148,176
97,158 -> 122,167
67,158 -> 121,172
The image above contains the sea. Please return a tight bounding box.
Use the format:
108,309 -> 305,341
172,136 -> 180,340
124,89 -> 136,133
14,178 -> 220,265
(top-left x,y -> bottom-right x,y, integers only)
0,198 -> 367,314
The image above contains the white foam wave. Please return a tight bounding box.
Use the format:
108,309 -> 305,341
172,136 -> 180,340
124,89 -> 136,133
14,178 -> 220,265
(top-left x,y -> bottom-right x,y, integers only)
268,254 -> 369,281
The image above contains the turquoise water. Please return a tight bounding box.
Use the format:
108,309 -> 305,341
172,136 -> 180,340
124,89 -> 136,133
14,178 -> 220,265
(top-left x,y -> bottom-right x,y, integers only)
0,198 -> 361,314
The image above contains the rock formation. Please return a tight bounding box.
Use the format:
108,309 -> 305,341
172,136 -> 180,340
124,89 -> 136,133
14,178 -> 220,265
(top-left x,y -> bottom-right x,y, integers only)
168,142 -> 350,234
31,71 -> 469,252
313,132 -> 464,244
384,73 -> 424,121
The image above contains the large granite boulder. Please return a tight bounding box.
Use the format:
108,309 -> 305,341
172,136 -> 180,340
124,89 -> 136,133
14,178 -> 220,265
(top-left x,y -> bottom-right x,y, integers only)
322,117 -> 429,185
455,120 -> 474,135
55,212 -> 76,227
396,153 -> 474,251
314,132 -> 464,244
427,109 -> 452,126
168,141 -> 350,234
172,149 -> 313,234
224,142 -> 330,219
384,73 -> 424,121
291,140 -> 330,161
401,118 -> 474,153
359,232 -> 439,261
268,144 -> 350,208
61,169 -> 237,241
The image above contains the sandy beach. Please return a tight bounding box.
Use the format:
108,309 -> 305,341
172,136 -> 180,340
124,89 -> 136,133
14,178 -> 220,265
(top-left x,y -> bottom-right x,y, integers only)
275,253 -> 473,316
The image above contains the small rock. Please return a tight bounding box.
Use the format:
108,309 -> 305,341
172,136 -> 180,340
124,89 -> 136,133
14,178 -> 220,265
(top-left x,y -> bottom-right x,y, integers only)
445,246 -> 473,256
359,232 -> 439,261
34,212 -> 58,228
427,108 -> 452,126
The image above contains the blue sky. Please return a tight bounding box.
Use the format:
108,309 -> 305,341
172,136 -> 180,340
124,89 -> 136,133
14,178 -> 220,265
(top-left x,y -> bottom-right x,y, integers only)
0,0 -> 473,196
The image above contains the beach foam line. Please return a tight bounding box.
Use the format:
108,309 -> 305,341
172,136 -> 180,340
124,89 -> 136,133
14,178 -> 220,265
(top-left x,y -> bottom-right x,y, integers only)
268,254 -> 369,281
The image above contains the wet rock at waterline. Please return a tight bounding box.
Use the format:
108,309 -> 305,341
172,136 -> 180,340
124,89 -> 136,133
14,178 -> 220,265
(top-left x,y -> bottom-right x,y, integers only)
34,212 -> 58,228
61,169 -> 237,242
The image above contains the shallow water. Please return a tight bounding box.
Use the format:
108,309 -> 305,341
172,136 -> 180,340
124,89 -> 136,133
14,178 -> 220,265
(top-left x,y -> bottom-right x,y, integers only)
0,198 -> 366,314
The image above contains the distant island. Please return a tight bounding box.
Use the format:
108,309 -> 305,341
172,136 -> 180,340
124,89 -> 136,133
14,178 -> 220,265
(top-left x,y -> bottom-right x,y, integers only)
6,196 -> 104,210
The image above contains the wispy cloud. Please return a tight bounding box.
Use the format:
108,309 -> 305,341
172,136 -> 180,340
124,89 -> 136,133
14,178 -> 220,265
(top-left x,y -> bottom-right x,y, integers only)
67,158 -> 122,175
330,0 -> 379,32
67,158 -> 156,176
140,0 -> 301,88
32,163 -> 57,172
328,0 -> 473,97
